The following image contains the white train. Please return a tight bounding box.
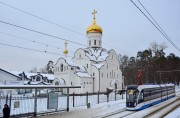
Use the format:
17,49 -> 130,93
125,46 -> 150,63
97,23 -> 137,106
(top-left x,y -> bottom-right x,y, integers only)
126,84 -> 175,110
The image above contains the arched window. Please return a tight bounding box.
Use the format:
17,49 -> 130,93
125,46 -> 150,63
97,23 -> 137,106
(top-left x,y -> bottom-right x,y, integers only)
55,81 -> 59,85
61,64 -> 63,72
36,76 -> 41,81
94,40 -> 96,45
89,40 -> 91,46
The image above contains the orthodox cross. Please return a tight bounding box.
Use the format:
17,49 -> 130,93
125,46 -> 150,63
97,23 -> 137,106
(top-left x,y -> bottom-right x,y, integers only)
92,10 -> 97,20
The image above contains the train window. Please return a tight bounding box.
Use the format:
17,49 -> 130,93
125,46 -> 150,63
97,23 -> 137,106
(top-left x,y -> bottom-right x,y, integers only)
138,91 -> 144,103
126,89 -> 139,102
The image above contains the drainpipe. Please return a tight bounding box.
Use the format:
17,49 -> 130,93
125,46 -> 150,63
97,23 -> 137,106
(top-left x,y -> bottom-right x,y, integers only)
98,69 -> 100,92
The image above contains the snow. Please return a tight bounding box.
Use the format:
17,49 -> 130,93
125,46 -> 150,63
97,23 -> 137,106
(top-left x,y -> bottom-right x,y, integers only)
84,48 -> 109,62
75,72 -> 92,78
164,107 -> 180,118
0,86 -> 179,118
6,70 -> 55,81
66,59 -> 86,72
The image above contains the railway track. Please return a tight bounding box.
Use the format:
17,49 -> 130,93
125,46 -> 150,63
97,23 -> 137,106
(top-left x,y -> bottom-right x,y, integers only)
98,108 -> 135,118
144,96 -> 180,118
96,90 -> 180,118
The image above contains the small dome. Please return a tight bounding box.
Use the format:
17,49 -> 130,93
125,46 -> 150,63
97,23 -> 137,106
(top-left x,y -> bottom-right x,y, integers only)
86,20 -> 102,34
63,49 -> 68,55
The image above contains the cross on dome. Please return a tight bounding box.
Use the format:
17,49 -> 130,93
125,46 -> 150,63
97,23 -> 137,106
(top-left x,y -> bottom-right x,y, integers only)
86,10 -> 103,34
92,10 -> 97,20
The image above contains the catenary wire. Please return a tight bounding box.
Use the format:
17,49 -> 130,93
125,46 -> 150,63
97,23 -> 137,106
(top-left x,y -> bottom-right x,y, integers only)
130,0 -> 180,52
0,1 -> 85,37
0,42 -> 73,57
0,1 -> 127,54
0,31 -> 61,50
137,0 -> 180,52
0,20 -> 86,47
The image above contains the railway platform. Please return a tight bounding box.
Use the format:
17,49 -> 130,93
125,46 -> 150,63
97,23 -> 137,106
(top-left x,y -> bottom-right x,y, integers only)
37,99 -> 125,118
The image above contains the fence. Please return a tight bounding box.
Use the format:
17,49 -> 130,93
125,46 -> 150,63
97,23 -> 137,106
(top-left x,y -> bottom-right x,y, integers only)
0,85 -> 125,117
0,85 -> 81,117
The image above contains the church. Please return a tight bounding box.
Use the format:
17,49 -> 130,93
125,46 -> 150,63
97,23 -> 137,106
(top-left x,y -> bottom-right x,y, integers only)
53,10 -> 123,94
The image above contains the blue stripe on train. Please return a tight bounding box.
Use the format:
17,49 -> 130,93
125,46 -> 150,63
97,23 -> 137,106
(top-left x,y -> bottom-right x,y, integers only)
135,94 -> 175,110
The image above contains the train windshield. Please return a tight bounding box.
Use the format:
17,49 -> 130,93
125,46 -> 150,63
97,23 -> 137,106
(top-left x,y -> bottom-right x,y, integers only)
126,89 -> 139,102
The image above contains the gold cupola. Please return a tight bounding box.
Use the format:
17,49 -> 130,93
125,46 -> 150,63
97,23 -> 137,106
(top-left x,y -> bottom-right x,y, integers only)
63,41 -> 68,57
86,10 -> 103,34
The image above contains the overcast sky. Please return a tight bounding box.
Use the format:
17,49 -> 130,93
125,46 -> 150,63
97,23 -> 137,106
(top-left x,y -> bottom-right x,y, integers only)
0,0 -> 179,71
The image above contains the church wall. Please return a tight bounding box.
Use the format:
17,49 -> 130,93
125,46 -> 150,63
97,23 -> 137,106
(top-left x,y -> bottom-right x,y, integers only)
91,66 -> 100,92
87,33 -> 102,48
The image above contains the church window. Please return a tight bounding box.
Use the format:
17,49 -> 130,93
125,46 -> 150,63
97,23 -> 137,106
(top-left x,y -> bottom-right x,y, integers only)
89,40 -> 91,46
107,73 -> 108,78
87,64 -> 88,68
107,65 -> 108,69
36,76 -> 41,81
94,40 -> 96,45
93,73 -> 95,76
55,81 -> 59,85
61,64 -> 63,72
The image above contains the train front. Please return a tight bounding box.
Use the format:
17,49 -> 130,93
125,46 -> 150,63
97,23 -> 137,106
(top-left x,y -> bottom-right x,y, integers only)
126,85 -> 139,110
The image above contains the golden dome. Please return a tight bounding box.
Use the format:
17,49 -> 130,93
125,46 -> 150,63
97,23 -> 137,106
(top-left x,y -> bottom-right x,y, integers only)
63,41 -> 68,55
63,49 -> 68,54
86,10 -> 103,34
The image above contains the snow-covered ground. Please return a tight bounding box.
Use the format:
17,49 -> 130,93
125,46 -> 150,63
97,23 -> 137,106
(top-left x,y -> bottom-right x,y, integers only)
0,86 -> 180,118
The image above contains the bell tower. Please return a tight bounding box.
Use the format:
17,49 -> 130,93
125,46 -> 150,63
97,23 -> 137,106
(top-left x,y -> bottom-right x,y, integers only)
86,10 -> 103,48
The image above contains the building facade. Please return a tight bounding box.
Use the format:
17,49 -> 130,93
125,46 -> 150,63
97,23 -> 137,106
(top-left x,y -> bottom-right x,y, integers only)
53,10 -> 123,94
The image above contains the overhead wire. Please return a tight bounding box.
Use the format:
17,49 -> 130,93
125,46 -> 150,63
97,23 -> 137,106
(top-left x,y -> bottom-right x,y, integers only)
0,1 -> 127,54
0,1 -> 85,37
0,31 -> 61,50
137,0 -> 180,52
0,42 -> 66,56
0,20 -> 86,47
130,0 -> 180,52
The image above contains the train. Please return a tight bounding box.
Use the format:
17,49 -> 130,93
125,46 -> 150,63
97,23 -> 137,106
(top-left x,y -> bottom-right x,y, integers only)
126,84 -> 175,110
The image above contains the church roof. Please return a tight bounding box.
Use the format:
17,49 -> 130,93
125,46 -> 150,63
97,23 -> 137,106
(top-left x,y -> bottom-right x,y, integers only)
75,72 -> 92,78
6,70 -> 54,80
84,48 -> 109,62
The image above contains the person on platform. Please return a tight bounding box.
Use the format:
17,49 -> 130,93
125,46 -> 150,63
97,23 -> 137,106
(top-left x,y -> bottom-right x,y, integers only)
3,104 -> 10,118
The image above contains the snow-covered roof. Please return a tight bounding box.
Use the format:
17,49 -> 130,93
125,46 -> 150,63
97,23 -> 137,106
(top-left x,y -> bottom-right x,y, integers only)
6,70 -> 54,80
29,81 -> 51,85
66,59 -> 86,72
39,74 -> 54,80
84,48 -> 109,62
75,72 -> 92,78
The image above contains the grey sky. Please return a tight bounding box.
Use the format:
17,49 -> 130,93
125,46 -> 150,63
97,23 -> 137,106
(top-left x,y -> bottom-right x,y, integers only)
0,0 -> 179,71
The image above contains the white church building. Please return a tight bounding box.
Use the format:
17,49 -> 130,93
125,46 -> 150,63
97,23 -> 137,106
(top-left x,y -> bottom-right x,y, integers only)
53,10 -> 123,94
